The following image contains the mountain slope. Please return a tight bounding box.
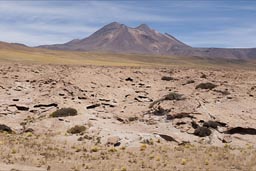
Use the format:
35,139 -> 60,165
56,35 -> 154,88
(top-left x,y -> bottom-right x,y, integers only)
38,22 -> 256,60
38,22 -> 191,55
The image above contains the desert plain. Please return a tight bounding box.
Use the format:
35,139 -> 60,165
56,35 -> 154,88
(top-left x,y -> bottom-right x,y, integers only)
0,51 -> 256,171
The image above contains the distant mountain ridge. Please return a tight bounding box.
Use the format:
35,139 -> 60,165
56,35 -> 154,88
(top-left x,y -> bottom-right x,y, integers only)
38,22 -> 192,55
14,22 -> 256,59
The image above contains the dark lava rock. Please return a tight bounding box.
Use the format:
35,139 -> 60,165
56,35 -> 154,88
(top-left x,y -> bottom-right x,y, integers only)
161,76 -> 174,81
196,82 -> 217,90
0,124 -> 13,133
225,127 -> 256,135
185,80 -> 195,85
125,77 -> 133,82
203,120 -> 227,129
86,104 -> 100,109
200,74 -> 207,78
164,92 -> 185,100
15,105 -> 29,111
194,126 -> 212,137
34,103 -> 58,108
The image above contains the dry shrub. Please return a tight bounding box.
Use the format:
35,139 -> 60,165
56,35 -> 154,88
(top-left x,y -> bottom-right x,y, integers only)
50,108 -> 77,117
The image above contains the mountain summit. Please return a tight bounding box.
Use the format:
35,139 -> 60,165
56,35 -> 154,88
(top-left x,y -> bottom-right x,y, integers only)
39,22 -> 191,54
38,22 -> 256,60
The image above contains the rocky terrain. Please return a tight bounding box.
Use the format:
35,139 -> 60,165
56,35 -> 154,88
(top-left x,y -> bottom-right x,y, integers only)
0,62 -> 256,170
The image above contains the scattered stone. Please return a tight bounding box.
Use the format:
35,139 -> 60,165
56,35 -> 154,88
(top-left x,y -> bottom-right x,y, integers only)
200,73 -> 207,78
50,108 -> 78,117
67,125 -> 86,134
196,82 -> 217,90
86,104 -> 100,109
224,127 -> 256,135
218,135 -> 232,143
34,103 -> 58,108
141,137 -> 154,145
227,96 -> 233,99
145,118 -> 158,125
152,106 -> 170,116
134,96 -> 153,102
128,116 -> 138,122
191,121 -> 199,129
99,98 -> 111,102
164,92 -> 185,100
125,77 -> 133,82
24,128 -> 34,133
156,133 -> 179,143
214,89 -> 230,95
101,103 -> 116,107
149,92 -> 185,108
15,105 -> 29,111
114,116 -> 128,123
0,124 -> 13,133
203,120 -> 227,129
161,76 -> 174,81
183,80 -> 195,85
78,96 -> 87,100
106,136 -> 121,147
166,112 -> 197,120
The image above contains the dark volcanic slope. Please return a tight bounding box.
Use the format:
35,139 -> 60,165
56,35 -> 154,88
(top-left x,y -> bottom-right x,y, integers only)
38,22 -> 256,60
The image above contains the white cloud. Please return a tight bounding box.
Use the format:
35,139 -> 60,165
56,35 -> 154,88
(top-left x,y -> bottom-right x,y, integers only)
0,1 -> 178,46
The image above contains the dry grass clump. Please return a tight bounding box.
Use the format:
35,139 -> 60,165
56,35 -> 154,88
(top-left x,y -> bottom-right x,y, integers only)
67,125 -> 86,134
50,108 -> 77,117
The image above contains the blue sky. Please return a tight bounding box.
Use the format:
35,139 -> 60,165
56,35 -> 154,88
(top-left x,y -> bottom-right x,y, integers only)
0,0 -> 256,48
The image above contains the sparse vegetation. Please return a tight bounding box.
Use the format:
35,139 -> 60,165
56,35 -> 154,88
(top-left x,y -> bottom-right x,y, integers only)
50,108 -> 78,117
181,158 -> 187,165
140,144 -> 147,151
67,125 -> 86,134
91,146 -> 99,152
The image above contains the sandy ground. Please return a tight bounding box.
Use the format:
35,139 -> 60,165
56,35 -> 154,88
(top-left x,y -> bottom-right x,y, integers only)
0,63 -> 256,171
